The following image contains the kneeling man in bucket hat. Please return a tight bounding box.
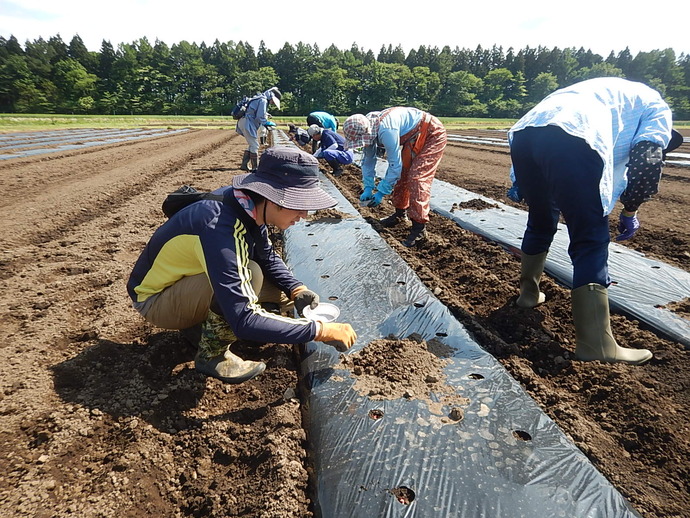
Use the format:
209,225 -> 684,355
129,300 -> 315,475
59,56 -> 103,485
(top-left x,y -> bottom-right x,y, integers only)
128,147 -> 357,384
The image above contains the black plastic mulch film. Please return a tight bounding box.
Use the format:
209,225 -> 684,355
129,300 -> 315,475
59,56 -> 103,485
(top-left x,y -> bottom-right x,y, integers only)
276,131 -> 644,517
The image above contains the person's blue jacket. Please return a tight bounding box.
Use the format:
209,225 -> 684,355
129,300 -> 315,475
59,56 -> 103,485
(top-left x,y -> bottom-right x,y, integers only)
308,111 -> 338,131
237,88 -> 277,138
361,107 -> 424,193
319,129 -> 346,151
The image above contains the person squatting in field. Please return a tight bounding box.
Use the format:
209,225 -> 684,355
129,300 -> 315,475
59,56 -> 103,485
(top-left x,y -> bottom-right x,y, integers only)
343,107 -> 447,247
236,87 -> 282,172
306,111 -> 339,152
307,124 -> 354,177
507,77 -> 683,365
288,124 -> 311,148
127,147 -> 357,384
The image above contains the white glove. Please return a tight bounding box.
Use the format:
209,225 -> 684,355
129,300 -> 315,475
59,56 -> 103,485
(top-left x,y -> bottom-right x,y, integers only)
313,148 -> 323,158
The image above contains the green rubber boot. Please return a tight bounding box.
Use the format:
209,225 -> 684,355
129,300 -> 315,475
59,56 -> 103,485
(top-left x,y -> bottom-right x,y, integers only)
516,251 -> 547,308
194,311 -> 265,383
572,283 -> 652,365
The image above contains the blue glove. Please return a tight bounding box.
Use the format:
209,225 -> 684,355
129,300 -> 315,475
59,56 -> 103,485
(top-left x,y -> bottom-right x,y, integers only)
367,191 -> 386,207
360,187 -> 374,202
615,212 -> 640,241
507,184 -> 523,203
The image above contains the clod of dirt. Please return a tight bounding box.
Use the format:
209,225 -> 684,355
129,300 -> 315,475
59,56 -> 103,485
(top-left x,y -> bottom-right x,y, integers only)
661,297 -> 690,318
390,486 -> 415,505
307,208 -> 352,221
450,199 -> 499,211
337,334 -> 469,418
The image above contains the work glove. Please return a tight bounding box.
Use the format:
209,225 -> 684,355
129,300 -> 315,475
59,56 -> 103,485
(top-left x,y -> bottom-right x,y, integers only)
368,179 -> 392,207
313,148 -> 323,158
615,211 -> 640,241
291,286 -> 319,316
360,186 -> 374,202
507,183 -> 523,203
316,322 -> 357,351
367,190 -> 386,207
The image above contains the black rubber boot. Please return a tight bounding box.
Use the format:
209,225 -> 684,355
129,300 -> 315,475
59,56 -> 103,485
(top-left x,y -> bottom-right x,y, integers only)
326,160 -> 343,177
249,153 -> 258,172
240,150 -> 250,171
380,208 -> 409,228
403,221 -> 427,247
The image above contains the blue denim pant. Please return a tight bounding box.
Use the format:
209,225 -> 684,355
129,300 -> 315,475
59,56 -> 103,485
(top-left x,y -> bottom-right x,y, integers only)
511,125 -> 610,288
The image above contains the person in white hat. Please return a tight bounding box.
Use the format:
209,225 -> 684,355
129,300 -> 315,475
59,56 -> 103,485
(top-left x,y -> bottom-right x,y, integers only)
128,147 -> 357,384
307,124 -> 354,177
236,87 -> 282,172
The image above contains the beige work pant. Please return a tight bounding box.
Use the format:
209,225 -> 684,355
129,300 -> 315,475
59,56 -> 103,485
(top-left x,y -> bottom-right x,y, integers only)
140,261 -> 286,330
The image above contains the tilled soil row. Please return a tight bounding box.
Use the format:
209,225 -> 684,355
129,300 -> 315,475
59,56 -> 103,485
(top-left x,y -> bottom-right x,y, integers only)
0,132 -> 312,518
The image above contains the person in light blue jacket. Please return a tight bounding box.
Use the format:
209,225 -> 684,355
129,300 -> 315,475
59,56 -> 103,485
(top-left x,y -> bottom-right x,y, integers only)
307,111 -> 339,131
344,107 -> 447,247
236,87 -> 282,171
508,77 -> 683,365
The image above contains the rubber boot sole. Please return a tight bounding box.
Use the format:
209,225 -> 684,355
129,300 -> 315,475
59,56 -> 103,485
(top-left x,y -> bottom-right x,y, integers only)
194,354 -> 266,384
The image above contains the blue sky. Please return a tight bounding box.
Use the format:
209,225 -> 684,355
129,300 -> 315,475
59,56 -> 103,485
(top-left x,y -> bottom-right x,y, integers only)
1,0 -> 688,58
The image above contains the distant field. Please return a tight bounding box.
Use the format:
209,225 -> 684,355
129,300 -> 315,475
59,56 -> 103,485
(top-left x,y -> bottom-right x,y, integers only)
1,113 -> 687,134
0,113 -> 520,133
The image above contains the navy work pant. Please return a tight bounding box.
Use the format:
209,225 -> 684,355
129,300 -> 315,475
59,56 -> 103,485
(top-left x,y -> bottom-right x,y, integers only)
510,125 -> 611,289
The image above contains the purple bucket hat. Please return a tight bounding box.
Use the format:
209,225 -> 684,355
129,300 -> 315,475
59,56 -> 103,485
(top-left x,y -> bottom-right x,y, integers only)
232,146 -> 337,211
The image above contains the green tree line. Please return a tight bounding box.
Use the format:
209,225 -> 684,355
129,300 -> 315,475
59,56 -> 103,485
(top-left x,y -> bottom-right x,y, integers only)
1,34 -> 689,119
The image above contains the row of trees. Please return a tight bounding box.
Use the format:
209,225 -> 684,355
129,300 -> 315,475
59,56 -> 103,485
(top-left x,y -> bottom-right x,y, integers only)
1,34 -> 689,119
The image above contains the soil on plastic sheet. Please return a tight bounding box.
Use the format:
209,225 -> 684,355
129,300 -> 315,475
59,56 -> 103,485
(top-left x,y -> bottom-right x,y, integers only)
0,127 -> 688,518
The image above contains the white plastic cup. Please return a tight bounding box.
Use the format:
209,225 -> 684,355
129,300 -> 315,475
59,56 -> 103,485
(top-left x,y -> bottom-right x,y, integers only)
303,302 -> 340,323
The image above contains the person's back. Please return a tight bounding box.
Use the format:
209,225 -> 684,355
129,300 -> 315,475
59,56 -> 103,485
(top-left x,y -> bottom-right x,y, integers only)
507,77 -> 680,366
307,111 -> 338,131
320,128 -> 346,150
244,94 -> 268,129
512,78 -> 670,152
294,127 -> 310,146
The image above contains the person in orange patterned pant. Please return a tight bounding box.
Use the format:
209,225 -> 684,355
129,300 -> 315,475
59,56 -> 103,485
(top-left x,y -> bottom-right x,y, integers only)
343,107 -> 447,247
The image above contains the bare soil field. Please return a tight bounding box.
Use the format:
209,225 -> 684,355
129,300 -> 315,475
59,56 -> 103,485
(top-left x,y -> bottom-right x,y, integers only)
0,127 -> 688,517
